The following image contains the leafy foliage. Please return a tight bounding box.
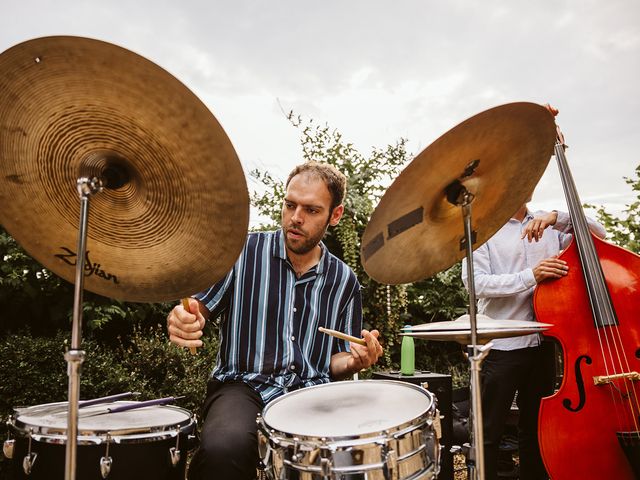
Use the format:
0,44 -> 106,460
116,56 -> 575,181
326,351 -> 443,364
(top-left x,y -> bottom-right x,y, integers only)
0,226 -> 175,343
585,164 -> 640,253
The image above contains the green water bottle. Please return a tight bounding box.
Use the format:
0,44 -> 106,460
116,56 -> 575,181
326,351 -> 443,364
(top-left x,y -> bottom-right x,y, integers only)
400,325 -> 415,375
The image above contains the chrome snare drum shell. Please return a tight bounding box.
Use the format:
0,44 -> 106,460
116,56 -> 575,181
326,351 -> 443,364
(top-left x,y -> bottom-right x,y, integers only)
6,401 -> 196,480
257,380 -> 441,480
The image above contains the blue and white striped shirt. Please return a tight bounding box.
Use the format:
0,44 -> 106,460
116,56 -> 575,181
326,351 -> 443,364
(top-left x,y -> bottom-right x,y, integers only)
195,229 -> 362,403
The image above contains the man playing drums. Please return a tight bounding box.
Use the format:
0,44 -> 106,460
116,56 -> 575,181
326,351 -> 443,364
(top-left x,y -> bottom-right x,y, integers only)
167,161 -> 383,479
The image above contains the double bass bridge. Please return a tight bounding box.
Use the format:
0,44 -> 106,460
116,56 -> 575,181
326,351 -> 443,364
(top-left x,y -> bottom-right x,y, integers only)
593,371 -> 640,386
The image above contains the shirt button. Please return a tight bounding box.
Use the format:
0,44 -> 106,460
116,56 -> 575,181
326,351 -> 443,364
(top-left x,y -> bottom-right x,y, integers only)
293,307 -> 297,313
291,335 -> 296,341
289,364 -> 296,371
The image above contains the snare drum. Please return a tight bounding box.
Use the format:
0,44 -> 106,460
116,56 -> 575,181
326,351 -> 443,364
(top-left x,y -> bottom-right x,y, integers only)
4,401 -> 196,479
257,380 -> 440,479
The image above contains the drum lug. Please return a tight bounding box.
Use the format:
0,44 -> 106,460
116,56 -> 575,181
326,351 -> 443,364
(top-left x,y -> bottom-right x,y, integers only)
100,433 -> 112,479
4,417 -> 15,459
169,426 -> 181,467
291,437 -> 302,462
169,447 -> 181,467
100,456 -> 113,479
320,457 -> 331,477
379,434 -> 398,480
3,439 -> 14,459
23,452 -> 37,475
384,449 -> 398,480
22,429 -> 37,475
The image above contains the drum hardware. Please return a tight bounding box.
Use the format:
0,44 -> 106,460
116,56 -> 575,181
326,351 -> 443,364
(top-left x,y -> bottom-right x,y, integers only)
99,433 -> 112,479
319,455 -> 331,477
0,36 -> 249,480
380,440 -> 398,480
22,429 -> 37,475
168,425 -> 182,467
3,439 -> 14,460
3,420 -> 14,460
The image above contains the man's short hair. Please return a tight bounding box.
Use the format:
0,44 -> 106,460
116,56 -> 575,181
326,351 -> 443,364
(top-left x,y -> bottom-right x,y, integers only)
286,161 -> 347,212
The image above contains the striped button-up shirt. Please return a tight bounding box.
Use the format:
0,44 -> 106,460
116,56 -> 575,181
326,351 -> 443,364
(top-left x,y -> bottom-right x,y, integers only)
195,229 -> 362,403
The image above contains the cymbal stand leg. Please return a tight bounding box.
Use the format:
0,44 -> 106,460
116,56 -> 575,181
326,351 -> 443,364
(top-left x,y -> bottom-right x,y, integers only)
64,177 -> 102,480
460,195 -> 491,480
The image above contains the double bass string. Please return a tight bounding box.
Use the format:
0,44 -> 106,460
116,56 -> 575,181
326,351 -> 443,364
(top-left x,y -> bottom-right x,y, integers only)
554,138 -> 640,433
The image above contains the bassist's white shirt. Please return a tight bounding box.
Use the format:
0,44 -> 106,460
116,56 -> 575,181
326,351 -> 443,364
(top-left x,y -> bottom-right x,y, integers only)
462,210 -> 606,350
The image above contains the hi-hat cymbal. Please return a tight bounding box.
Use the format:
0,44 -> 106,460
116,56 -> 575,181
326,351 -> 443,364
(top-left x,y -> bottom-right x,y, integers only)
410,314 -> 552,331
402,314 -> 552,344
401,329 -> 546,345
361,102 -> 556,284
0,36 -> 249,302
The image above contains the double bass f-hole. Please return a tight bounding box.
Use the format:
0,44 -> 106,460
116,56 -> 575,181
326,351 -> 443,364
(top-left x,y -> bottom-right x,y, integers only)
562,354 -> 592,413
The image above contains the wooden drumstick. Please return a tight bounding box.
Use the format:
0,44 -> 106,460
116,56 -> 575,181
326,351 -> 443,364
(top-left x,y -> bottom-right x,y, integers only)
181,298 -> 198,355
318,327 -> 366,346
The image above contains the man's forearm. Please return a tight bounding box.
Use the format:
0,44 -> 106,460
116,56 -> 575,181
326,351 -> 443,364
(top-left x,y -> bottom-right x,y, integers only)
329,352 -> 355,380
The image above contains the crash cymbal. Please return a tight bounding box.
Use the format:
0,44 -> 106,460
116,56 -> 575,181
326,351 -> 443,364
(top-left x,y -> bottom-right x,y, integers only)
410,314 -> 553,331
361,102 -> 556,284
0,36 -> 249,302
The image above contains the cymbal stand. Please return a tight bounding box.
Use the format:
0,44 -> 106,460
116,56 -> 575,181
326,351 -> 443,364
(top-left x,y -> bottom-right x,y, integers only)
446,181 -> 491,480
64,176 -> 103,480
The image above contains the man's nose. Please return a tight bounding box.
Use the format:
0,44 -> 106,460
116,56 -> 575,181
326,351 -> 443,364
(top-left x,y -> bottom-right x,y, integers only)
291,207 -> 304,224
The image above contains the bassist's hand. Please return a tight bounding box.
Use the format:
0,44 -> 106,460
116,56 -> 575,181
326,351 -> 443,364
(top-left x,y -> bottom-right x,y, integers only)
533,256 -> 569,283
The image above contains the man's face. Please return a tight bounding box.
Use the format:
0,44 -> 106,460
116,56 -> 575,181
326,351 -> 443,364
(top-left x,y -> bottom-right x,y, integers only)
281,173 -> 343,255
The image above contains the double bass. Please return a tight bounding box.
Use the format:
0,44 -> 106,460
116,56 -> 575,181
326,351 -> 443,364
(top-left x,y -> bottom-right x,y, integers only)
534,124 -> 640,479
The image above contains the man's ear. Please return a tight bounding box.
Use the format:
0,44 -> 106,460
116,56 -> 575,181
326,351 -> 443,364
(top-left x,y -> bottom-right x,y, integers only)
329,204 -> 344,226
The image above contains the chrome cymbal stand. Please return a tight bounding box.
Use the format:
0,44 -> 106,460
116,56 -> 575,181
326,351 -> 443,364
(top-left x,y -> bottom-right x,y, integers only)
65,176 -> 102,480
446,179 -> 491,480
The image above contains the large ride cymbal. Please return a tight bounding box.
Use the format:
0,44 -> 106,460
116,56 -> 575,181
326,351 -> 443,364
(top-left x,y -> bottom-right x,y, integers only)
0,36 -> 249,302
361,102 -> 556,284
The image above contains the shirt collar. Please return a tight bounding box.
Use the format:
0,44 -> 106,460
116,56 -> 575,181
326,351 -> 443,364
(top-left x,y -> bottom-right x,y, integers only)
273,228 -> 329,275
510,209 -> 534,224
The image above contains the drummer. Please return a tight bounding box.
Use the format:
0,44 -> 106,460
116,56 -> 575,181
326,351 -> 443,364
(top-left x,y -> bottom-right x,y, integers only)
461,137 -> 606,479
167,161 -> 383,480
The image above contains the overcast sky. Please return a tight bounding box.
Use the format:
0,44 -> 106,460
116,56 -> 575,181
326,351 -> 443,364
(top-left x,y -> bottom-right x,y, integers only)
2,0 -> 639,226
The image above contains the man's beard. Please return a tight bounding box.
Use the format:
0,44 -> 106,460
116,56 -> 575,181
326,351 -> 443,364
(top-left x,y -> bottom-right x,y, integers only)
283,221 -> 329,255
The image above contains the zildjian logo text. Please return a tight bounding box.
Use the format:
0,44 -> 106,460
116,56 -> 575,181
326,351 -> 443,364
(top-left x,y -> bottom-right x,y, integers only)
54,247 -> 120,284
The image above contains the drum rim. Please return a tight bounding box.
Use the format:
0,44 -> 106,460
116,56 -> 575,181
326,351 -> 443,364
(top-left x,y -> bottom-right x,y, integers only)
9,403 -> 196,444
259,379 -> 436,441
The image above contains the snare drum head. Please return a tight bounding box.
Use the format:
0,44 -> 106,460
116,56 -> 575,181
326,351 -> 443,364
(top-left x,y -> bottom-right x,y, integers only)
13,401 -> 193,436
262,380 -> 433,437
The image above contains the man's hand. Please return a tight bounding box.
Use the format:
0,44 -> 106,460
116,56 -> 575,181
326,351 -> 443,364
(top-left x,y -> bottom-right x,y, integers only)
347,329 -> 383,371
522,211 -> 558,242
166,298 -> 206,350
330,329 -> 383,379
533,256 -> 569,283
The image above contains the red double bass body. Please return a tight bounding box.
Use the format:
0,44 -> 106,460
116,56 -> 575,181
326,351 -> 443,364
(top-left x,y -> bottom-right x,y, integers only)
534,222 -> 640,477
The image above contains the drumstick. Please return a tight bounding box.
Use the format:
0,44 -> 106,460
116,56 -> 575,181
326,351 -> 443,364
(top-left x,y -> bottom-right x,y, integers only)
81,396 -> 186,417
318,327 -> 366,346
181,298 -> 198,355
